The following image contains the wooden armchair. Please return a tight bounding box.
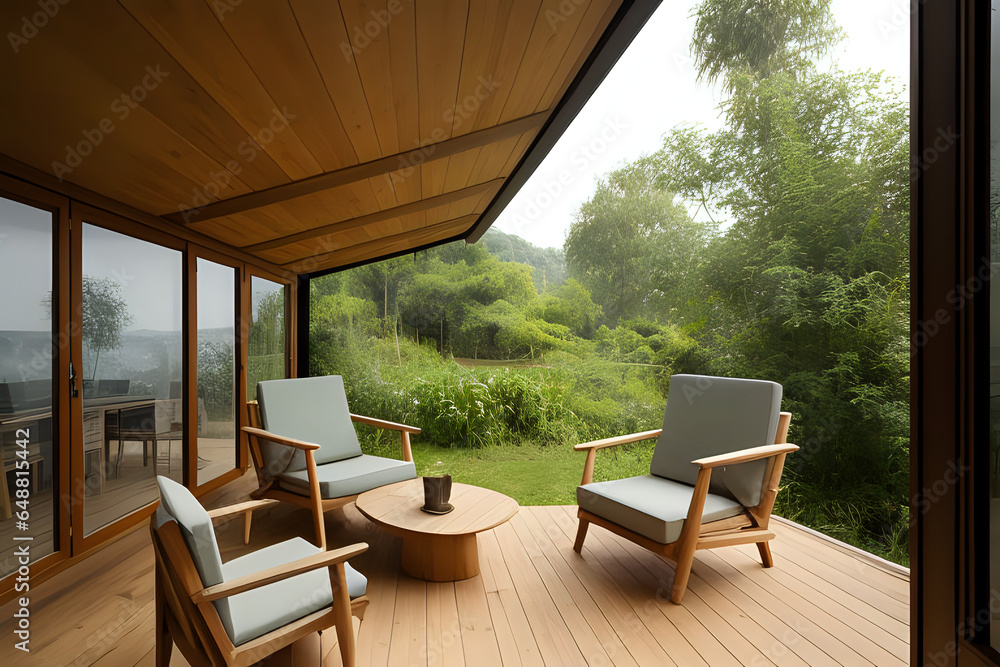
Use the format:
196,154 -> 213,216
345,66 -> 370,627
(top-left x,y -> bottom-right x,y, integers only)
242,375 -> 419,548
151,475 -> 370,666
574,374 -> 798,604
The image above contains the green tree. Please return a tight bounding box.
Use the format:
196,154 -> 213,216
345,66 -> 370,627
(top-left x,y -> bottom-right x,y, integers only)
248,290 -> 285,399
531,278 -> 603,336
691,0 -> 842,92
81,276 -> 133,380
564,162 -> 711,324
346,255 -> 414,326
479,227 -> 567,291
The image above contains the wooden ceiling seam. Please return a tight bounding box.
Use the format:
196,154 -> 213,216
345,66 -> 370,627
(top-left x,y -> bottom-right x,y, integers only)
163,111 -> 547,225
537,0 -> 611,111
453,3 -> 473,140
288,0 -> 383,214
436,1 -> 474,194
491,0 -> 550,126
208,1 -> 348,175
242,177 -> 505,254
193,0 -> 324,178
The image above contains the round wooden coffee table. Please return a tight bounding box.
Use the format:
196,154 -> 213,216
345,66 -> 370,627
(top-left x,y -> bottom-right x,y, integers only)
355,478 -> 519,582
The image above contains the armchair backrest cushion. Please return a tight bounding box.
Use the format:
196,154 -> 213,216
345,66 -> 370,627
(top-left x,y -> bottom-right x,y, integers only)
256,375 -> 363,473
155,475 -> 235,634
649,375 -> 782,507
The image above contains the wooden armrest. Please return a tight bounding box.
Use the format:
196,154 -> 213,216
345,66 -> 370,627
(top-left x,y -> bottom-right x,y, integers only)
241,426 -> 320,451
193,542 -> 369,603
350,413 -> 421,434
576,429 -> 663,486
692,443 -> 799,469
206,499 -> 280,521
574,429 -> 662,452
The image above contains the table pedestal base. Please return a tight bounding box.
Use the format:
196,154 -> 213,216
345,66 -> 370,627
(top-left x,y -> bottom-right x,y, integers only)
400,532 -> 479,582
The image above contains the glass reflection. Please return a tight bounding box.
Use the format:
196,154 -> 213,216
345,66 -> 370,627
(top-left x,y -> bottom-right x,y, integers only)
197,259 -> 237,485
81,224 -> 182,536
0,197 -> 56,578
247,277 -> 286,401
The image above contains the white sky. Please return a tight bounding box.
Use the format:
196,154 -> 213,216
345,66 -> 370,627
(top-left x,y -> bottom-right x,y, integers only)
493,0 -> 912,249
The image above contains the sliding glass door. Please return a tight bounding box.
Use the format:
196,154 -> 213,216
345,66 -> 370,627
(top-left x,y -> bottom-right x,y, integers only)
79,222 -> 182,537
0,195 -> 60,578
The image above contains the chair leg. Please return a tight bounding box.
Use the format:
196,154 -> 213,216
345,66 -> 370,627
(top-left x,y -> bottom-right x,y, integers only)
154,576 -> 173,667
331,563 -> 356,667
115,440 -> 124,478
573,518 -> 590,553
670,547 -> 697,604
243,509 -> 253,545
757,540 -> 774,568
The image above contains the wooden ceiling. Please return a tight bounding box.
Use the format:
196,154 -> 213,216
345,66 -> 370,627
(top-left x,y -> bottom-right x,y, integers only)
0,0 -> 655,275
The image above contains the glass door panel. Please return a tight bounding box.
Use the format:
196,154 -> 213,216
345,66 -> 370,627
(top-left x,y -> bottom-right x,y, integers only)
247,276 -> 286,401
196,259 -> 237,485
0,197 -> 57,578
81,223 -> 182,536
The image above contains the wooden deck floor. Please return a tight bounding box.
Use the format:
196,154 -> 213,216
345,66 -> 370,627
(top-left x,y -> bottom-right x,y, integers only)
0,472 -> 909,666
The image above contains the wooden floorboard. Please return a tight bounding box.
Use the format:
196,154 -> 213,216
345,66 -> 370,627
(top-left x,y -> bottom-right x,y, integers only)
0,471 -> 910,666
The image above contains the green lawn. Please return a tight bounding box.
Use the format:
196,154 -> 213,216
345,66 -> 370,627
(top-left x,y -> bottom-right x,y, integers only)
359,435 -> 658,507
413,442 -> 581,505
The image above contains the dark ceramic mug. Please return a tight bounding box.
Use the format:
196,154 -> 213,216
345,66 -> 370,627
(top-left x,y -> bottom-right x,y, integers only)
422,475 -> 453,514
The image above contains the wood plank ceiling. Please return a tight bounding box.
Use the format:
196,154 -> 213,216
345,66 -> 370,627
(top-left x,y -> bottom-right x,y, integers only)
0,0 -> 633,274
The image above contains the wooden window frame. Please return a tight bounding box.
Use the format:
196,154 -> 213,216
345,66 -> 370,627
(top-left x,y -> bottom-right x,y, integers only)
0,175 -> 72,596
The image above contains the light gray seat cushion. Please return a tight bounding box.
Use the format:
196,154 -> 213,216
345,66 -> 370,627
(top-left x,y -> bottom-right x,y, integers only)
155,476 -> 368,647
577,475 -> 745,544
222,537 -> 368,646
278,454 -> 416,499
649,374 -> 782,507
257,375 -> 363,475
